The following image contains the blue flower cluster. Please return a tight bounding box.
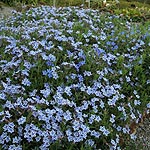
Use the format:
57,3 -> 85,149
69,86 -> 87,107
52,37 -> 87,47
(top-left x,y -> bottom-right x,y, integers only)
0,6 -> 150,150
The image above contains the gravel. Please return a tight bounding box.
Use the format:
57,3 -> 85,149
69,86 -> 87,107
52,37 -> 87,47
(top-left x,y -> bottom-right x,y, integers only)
0,6 -> 15,19
134,116 -> 150,149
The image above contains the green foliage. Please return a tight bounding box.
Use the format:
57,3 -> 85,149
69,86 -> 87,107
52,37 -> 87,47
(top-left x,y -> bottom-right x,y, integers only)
114,6 -> 150,22
128,0 -> 150,4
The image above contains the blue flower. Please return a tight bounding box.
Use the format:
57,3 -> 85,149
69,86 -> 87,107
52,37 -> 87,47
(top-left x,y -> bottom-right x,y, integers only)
88,114 -> 95,124
4,101 -> 14,109
48,54 -> 56,62
17,116 -> 26,125
83,71 -> 92,77
0,93 -> 6,100
130,133 -> 137,140
12,136 -> 21,144
86,139 -> 95,146
66,129 -> 72,137
147,103 -> 150,108
91,130 -> 101,138
23,60 -> 34,70
42,69 -> 52,78
94,47 -> 105,56
77,74 -> 83,82
72,120 -> 81,131
3,122 -> 15,133
122,127 -> 130,134
47,69 -> 53,78
109,114 -> 116,123
0,132 -> 11,144
134,100 -> 141,106
40,84 -> 51,98
64,86 -> 72,96
108,95 -> 119,106
22,77 -> 31,86
46,61 -> 54,66
63,110 -> 72,121
8,145 -> 22,150
99,100 -> 105,108
99,126 -> 110,136
21,69 -> 29,76
86,86 -> 94,95
116,126 -> 122,132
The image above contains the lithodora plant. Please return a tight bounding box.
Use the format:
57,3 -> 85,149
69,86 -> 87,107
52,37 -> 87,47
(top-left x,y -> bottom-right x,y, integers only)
0,6 -> 150,150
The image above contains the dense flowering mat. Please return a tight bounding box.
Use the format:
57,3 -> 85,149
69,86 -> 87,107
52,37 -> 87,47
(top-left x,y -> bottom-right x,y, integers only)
0,6 -> 150,150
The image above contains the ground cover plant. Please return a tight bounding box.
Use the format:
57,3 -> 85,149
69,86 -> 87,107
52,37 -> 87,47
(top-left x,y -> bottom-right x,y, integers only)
0,6 -> 150,150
